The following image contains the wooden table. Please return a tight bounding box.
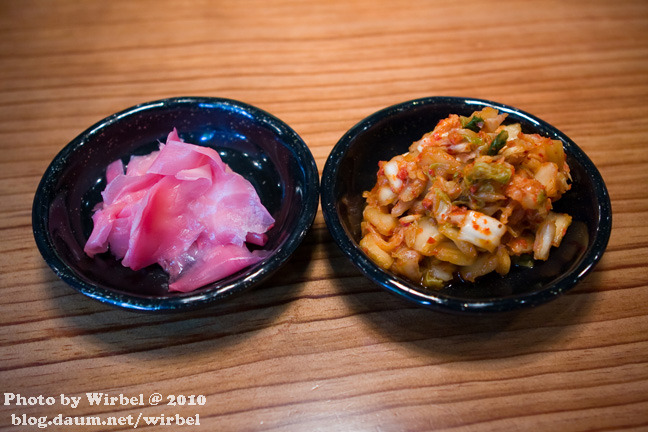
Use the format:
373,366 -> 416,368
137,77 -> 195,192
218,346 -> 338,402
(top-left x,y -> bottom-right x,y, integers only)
1,1 -> 647,430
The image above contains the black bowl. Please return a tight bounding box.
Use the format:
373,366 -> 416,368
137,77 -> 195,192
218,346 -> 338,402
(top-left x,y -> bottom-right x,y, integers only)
321,96 -> 612,314
33,97 -> 319,312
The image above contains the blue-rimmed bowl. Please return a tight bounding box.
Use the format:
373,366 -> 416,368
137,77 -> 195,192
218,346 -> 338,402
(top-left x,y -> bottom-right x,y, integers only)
321,96 -> 612,314
33,97 -> 319,312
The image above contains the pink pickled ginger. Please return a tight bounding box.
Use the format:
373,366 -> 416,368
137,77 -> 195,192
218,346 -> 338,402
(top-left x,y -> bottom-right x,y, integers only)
84,129 -> 275,293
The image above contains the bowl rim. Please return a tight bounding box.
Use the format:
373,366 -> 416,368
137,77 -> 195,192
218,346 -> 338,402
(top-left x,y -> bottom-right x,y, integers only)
321,96 -> 612,313
32,96 -> 320,312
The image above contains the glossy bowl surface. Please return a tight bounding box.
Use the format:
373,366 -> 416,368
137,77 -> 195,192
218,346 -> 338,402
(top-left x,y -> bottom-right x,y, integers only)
33,97 -> 319,312
321,96 -> 612,313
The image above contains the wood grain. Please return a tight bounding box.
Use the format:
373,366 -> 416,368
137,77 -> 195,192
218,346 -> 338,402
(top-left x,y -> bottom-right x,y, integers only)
1,0 -> 647,430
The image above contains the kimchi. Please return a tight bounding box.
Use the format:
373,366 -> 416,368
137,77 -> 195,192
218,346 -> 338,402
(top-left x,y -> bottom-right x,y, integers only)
360,107 -> 572,288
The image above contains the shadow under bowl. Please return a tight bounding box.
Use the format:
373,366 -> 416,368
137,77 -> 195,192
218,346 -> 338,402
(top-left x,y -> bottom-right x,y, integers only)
321,96 -> 612,314
33,97 -> 319,312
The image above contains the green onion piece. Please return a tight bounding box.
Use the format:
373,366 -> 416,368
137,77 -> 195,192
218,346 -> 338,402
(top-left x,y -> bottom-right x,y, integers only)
487,130 -> 509,155
461,116 -> 484,132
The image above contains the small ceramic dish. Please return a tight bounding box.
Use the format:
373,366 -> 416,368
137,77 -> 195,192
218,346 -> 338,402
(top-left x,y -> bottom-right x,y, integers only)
33,97 -> 319,312
321,96 -> 612,313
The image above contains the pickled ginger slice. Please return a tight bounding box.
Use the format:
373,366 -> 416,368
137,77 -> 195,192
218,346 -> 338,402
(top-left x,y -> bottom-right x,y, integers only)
83,129 -> 275,293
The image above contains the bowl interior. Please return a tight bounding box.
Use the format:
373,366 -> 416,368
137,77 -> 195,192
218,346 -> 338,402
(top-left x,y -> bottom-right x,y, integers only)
323,97 -> 611,312
34,97 -> 319,310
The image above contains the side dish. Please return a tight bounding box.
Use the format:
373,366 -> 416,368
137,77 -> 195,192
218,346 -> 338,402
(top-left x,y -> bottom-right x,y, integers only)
84,129 -> 275,292
360,108 -> 572,288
